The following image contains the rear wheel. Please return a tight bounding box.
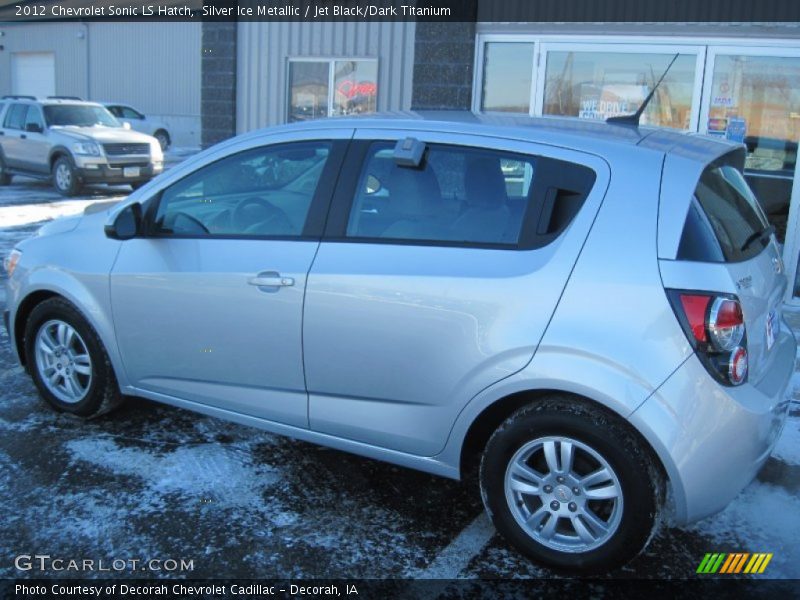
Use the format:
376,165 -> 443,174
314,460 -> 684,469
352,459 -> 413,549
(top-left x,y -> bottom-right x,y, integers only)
154,130 -> 170,151
0,153 -> 12,185
480,396 -> 661,573
25,297 -> 123,417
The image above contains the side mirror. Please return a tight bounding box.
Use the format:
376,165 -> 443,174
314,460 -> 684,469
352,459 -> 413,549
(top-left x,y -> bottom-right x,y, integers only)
25,123 -> 43,133
105,203 -> 142,240
122,121 -> 131,130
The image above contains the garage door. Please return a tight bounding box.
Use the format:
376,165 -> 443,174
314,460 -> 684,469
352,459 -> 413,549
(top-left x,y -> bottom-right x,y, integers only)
11,52 -> 56,98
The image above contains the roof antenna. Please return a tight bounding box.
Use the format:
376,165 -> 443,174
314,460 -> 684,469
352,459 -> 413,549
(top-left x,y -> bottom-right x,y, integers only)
606,53 -> 679,127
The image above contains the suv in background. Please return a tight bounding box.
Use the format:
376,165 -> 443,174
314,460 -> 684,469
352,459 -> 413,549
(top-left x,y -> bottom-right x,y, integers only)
0,96 -> 163,196
102,102 -> 171,151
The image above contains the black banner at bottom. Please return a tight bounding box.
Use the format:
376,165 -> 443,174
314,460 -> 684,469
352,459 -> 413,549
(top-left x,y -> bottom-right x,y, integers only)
2,579 -> 799,600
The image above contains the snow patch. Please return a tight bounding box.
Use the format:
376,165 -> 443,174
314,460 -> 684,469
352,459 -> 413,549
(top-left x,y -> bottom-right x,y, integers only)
689,483 -> 799,577
66,437 -> 278,508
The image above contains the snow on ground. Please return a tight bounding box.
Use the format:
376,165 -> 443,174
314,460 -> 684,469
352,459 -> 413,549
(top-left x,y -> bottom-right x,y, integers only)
0,161 -> 799,580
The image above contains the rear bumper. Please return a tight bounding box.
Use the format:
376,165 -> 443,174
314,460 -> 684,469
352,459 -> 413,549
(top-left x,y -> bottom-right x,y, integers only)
629,327 -> 795,524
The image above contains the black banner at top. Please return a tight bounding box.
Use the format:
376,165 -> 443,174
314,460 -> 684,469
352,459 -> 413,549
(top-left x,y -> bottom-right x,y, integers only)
1,0 -> 800,22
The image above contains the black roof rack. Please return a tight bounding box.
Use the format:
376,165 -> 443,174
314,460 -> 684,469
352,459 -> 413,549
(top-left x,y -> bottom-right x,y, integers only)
47,96 -> 83,101
2,95 -> 36,101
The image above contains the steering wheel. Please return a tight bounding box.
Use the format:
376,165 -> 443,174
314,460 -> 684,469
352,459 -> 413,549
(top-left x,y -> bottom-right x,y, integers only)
232,196 -> 294,235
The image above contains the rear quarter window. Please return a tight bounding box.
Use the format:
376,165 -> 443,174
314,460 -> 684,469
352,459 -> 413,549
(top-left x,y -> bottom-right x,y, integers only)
678,163 -> 770,263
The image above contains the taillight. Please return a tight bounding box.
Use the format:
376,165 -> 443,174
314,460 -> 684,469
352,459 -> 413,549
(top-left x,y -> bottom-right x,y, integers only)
667,290 -> 748,386
708,297 -> 745,351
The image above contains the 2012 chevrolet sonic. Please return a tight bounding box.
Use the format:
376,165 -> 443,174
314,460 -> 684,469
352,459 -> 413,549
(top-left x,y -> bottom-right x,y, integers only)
3,112 -> 794,572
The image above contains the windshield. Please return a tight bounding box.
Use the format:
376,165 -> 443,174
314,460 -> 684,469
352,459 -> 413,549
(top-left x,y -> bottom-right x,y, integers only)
43,104 -> 121,128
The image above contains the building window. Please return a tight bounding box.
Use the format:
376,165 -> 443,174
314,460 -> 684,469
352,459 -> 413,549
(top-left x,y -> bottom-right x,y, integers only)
542,50 -> 698,129
481,42 -> 535,113
288,59 -> 378,123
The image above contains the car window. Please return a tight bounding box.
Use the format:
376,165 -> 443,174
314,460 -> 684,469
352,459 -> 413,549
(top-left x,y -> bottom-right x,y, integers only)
153,141 -> 331,238
346,143 -> 538,245
4,104 -> 29,130
43,104 -> 120,128
682,164 -> 770,262
24,105 -> 45,130
120,106 -> 143,119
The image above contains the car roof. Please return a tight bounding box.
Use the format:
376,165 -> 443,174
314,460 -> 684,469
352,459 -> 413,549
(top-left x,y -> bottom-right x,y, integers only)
1,97 -> 104,107
244,110 -> 741,163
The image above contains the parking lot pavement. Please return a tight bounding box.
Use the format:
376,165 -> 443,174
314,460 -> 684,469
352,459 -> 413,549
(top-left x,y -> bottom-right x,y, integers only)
1,175 -> 799,581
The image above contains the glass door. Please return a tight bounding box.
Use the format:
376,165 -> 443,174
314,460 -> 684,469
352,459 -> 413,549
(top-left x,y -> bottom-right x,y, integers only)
700,48 -> 800,302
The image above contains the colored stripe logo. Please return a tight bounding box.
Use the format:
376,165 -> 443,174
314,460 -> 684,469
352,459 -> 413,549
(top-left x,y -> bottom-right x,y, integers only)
697,552 -> 773,574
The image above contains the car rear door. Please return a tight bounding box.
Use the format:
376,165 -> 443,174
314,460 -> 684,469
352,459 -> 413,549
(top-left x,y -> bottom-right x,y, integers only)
302,129 -> 610,456
110,130 -> 350,427
0,103 -> 28,168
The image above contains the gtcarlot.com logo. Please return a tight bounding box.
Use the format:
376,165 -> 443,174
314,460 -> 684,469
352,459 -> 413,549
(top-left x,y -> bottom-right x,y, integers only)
696,552 -> 773,574
14,554 -> 194,573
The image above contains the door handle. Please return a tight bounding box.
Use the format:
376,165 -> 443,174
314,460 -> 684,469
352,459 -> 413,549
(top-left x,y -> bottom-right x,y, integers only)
248,274 -> 294,287
20,134 -> 26,139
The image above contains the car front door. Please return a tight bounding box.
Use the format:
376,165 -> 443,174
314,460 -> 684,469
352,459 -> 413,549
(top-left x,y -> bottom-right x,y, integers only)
110,131 -> 350,427
20,105 -> 49,173
303,130 -> 609,456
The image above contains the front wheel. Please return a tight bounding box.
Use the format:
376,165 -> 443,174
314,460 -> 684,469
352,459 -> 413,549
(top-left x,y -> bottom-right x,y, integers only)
25,297 -> 123,417
480,397 -> 662,573
0,152 -> 12,185
52,156 -> 82,197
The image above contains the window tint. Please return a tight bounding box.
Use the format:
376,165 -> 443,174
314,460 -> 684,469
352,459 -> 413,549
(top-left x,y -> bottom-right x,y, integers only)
153,142 -> 331,238
120,106 -> 143,119
346,143 -> 572,246
43,104 -> 119,127
4,104 -> 28,130
24,105 -> 45,130
682,164 -> 770,262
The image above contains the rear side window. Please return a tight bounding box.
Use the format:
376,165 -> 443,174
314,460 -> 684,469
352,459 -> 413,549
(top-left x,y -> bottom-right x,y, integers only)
3,104 -> 28,130
678,164 -> 769,263
345,142 -> 595,248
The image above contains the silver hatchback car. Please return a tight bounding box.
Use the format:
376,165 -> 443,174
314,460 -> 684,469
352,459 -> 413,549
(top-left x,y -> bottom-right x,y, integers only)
3,113 -> 794,572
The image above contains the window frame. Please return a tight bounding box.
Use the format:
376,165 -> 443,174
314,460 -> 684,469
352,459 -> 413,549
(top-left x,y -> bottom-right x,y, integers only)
3,103 -> 29,130
322,138 -> 597,251
286,57 -> 379,123
141,139 -> 348,242
473,36 -> 705,131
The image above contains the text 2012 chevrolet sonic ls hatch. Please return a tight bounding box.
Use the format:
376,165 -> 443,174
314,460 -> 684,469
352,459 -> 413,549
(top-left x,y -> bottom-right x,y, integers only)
3,113 -> 794,572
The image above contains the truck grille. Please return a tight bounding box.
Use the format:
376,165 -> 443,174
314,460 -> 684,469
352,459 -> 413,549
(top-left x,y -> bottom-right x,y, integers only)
103,143 -> 150,156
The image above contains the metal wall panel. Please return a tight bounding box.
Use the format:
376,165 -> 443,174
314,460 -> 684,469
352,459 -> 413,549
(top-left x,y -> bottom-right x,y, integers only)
0,23 -> 88,99
0,22 -> 200,146
237,21 -> 415,132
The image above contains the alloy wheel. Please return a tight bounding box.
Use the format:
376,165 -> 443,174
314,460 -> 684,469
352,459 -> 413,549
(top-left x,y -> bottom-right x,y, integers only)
504,436 -> 623,553
34,319 -> 93,404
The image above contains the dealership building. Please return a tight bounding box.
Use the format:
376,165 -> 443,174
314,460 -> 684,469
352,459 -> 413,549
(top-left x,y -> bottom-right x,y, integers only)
201,14 -> 800,301
2,4 -> 800,300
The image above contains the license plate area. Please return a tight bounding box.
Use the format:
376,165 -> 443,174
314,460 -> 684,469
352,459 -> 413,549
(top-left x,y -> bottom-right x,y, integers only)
123,166 -> 141,178
766,309 -> 778,351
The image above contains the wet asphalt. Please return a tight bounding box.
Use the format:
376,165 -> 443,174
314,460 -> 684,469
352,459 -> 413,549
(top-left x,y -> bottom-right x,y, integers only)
0,177 -> 799,585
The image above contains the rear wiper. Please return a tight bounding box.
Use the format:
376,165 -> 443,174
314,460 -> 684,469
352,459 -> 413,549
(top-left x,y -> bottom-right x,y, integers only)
740,224 -> 775,252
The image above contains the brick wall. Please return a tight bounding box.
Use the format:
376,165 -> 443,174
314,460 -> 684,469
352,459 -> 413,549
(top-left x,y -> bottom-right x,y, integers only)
201,22 -> 237,148
411,20 -> 477,111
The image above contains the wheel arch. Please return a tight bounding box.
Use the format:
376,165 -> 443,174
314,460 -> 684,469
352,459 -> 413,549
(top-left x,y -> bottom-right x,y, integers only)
12,281 -> 129,390
455,387 -> 670,513
48,146 -> 74,170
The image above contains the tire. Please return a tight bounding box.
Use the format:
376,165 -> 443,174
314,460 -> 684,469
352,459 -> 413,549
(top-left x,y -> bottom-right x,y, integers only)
154,130 -> 170,151
52,156 -> 82,197
479,396 -> 662,573
24,297 -> 123,418
0,153 -> 12,186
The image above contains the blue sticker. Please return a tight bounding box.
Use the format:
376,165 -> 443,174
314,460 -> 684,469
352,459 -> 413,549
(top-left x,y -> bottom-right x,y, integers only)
726,117 -> 746,143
